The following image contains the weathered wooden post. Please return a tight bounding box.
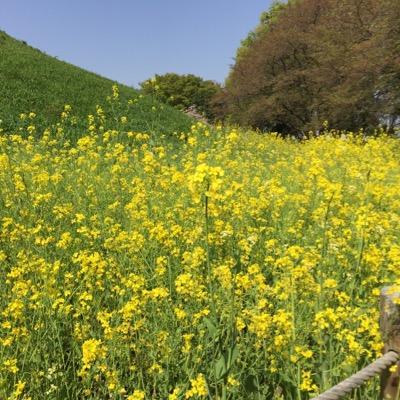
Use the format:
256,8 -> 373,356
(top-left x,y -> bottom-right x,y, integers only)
381,286 -> 400,399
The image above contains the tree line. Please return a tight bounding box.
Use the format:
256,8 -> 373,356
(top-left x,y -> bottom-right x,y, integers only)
139,0 -> 399,135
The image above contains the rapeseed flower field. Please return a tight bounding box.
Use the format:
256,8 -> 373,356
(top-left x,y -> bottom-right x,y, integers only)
1,90 -> 400,399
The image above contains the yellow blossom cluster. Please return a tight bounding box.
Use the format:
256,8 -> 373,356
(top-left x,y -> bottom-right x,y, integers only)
0,101 -> 399,399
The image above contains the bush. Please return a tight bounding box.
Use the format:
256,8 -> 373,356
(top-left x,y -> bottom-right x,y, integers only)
140,73 -> 221,120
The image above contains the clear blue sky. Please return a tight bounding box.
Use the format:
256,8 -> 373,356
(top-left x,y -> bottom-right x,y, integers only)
1,0 -> 270,87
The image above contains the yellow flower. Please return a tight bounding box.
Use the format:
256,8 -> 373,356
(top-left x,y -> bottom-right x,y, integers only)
323,278 -> 337,289
185,374 -> 208,398
389,364 -> 398,373
182,333 -> 194,354
127,389 -> 146,400
169,388 -> 180,400
112,84 -> 119,100
227,375 -> 239,387
27,125 -> 36,134
78,339 -> 107,376
3,358 -> 19,373
299,370 -> 318,392
12,380 -> 26,399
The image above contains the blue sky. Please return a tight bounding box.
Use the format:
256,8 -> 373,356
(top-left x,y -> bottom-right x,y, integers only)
1,0 -> 270,87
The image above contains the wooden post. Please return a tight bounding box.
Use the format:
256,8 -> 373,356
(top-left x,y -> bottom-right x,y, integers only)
381,286 -> 400,399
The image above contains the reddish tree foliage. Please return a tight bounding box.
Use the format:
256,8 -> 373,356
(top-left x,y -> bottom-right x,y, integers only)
214,0 -> 400,135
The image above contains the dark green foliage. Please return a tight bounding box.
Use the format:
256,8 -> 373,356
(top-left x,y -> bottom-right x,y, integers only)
0,31 -> 191,136
140,73 -> 220,120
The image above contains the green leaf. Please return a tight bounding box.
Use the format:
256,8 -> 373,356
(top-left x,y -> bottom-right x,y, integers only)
244,375 -> 258,394
226,344 -> 239,370
214,344 -> 239,381
203,317 -> 218,338
215,354 -> 227,380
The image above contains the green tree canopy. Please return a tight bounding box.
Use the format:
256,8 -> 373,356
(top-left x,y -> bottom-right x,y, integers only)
140,73 -> 221,120
235,1 -> 288,62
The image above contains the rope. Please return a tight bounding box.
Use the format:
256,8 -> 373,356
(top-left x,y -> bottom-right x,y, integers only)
312,350 -> 400,400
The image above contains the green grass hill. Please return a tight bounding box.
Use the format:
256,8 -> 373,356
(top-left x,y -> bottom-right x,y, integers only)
0,30 -> 191,135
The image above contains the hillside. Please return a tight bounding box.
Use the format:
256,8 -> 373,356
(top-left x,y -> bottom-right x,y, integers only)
0,31 -> 191,135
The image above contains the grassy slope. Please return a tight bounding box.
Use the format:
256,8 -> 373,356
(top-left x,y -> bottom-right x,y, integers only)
0,31 -> 191,135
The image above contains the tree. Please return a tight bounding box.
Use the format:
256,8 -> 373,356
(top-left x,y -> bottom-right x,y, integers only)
235,1 -> 288,62
215,0 -> 326,133
214,0 -> 400,135
370,0 -> 400,131
140,73 -> 220,120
